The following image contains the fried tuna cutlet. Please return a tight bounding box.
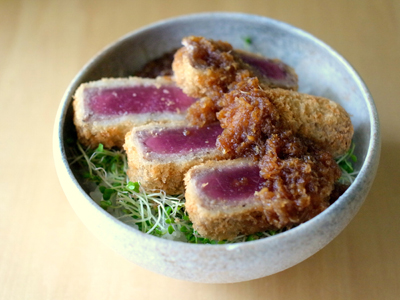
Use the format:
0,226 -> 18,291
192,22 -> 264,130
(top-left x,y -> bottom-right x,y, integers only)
184,159 -> 272,241
73,76 -> 196,149
185,133 -> 341,241
172,36 -> 298,100
218,79 -> 354,158
124,122 -> 228,195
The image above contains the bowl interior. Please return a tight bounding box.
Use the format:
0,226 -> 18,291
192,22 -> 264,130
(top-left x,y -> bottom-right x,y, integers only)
56,13 -> 379,283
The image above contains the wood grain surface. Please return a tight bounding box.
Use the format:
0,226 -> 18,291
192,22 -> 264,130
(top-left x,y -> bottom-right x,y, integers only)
0,0 -> 399,299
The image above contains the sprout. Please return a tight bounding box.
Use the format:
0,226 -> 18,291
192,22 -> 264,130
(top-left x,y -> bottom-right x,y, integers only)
336,142 -> 359,185
244,36 -> 252,45
69,141 -> 358,244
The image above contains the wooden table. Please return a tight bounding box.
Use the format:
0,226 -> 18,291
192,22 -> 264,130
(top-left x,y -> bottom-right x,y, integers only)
1,0 -> 399,299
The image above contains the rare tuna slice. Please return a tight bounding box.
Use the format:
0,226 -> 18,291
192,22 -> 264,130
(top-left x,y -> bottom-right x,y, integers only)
87,84 -> 193,116
195,163 -> 265,201
141,123 -> 223,155
236,50 -> 298,90
73,76 -> 197,148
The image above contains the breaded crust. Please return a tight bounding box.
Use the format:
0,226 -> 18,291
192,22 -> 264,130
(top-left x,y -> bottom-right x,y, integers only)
172,36 -> 299,99
173,47 -> 207,98
172,41 -> 237,99
124,122 -> 228,195
265,88 -> 354,157
73,76 -> 189,149
184,159 -> 275,241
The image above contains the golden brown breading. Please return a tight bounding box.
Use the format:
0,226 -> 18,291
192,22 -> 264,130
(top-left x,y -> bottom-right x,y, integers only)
124,122 -> 228,195
184,159 -> 275,241
172,36 -> 239,100
73,76 -> 190,149
217,80 -> 353,158
265,88 -> 354,158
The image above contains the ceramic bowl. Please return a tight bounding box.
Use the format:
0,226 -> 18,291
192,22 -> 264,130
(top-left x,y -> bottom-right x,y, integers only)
53,13 -> 380,283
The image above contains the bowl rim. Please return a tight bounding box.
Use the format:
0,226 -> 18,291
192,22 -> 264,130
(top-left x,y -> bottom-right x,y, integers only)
54,12 -> 380,252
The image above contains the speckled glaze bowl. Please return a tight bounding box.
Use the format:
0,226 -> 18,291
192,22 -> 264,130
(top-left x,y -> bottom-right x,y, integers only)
53,13 -> 380,283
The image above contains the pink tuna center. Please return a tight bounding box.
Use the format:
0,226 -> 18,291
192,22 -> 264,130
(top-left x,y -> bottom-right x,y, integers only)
87,85 -> 196,116
141,123 -> 223,154
197,165 -> 266,201
239,53 -> 287,80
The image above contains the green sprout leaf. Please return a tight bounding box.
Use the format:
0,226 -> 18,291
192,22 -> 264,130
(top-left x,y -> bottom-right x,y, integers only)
336,142 -> 359,184
96,143 -> 104,153
102,188 -> 115,200
243,36 -> 252,45
100,200 -> 112,210
126,181 -> 140,193
246,235 -> 256,242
